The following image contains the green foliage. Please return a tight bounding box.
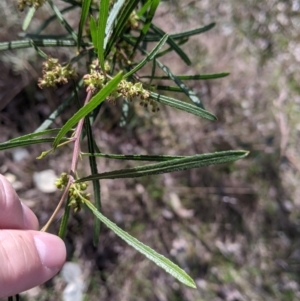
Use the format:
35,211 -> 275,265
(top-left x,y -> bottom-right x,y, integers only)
0,0 -> 248,295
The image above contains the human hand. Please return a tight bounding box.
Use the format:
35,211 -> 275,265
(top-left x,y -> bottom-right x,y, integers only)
0,174 -> 66,298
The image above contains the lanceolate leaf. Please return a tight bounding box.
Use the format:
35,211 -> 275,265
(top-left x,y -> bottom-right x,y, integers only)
22,7 -> 36,31
90,15 -> 98,50
155,59 -> 204,108
0,137 -> 64,151
141,23 -> 216,42
84,117 -> 102,246
81,153 -> 185,161
170,23 -> 216,39
105,0 -> 140,56
58,196 -> 71,239
137,0 -> 153,17
9,129 -> 61,141
97,0 -> 110,69
150,23 -> 191,65
156,85 -> 184,92
140,72 -> 230,80
85,200 -> 197,288
78,0 -> 92,51
47,0 -> 78,42
150,92 -> 216,120
0,129 -> 66,151
0,39 -> 83,51
53,71 -> 123,147
132,0 -> 161,54
124,34 -> 168,78
155,37 -> 189,58
104,0 -> 126,48
77,150 -> 249,182
29,40 -> 48,59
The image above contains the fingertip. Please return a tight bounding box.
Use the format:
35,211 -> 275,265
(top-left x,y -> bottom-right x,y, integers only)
33,233 -> 66,271
21,202 -> 39,230
0,174 -> 39,230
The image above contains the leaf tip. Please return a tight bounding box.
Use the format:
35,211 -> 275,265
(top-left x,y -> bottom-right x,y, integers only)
242,150 -> 250,157
186,279 -> 197,289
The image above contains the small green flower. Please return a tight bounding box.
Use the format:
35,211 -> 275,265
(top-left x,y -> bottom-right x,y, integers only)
83,60 -> 108,93
128,10 -> 140,29
18,0 -> 46,11
38,58 -> 77,89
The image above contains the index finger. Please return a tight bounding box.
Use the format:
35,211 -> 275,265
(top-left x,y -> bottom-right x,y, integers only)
0,174 -> 39,230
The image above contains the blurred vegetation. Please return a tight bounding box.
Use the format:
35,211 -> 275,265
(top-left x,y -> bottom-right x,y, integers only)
1,0 -> 300,300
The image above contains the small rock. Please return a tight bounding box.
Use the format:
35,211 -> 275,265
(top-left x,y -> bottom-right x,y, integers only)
12,148 -> 30,162
33,169 -> 57,193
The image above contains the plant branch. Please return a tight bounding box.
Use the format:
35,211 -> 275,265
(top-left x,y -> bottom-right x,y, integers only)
41,90 -> 93,232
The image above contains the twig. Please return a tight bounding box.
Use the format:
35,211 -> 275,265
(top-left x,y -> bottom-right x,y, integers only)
41,90 -> 93,232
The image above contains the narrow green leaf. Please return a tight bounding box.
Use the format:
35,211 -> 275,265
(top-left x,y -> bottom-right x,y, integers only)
24,33 -> 71,39
150,24 -> 191,65
22,7 -> 36,31
47,0 -> 78,43
97,0 -> 110,69
155,38 -> 189,59
140,73 -> 230,80
9,129 -> 61,142
85,200 -> 197,288
81,152 -> 184,161
53,71 -> 123,147
90,16 -> 98,50
58,196 -> 71,239
137,23 -> 216,42
155,59 -> 204,108
132,0 -> 161,55
84,117 -> 101,246
156,85 -> 183,92
77,150 -> 249,182
104,0 -> 126,49
170,23 -> 216,39
0,39 -> 84,51
150,92 -> 216,120
105,0 -> 140,56
78,0 -> 92,51
0,137 -> 63,151
124,34 -> 168,78
137,0 -> 153,17
29,40 -> 48,58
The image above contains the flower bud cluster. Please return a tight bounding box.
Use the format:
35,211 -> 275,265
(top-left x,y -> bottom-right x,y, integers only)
54,172 -> 69,190
55,172 -> 90,212
18,0 -> 45,11
84,61 -> 158,111
116,80 -> 159,112
38,58 -> 77,89
83,61 -> 109,94
68,182 -> 90,212
128,11 -> 140,29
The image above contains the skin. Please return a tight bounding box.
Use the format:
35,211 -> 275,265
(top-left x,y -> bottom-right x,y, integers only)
0,174 -> 66,298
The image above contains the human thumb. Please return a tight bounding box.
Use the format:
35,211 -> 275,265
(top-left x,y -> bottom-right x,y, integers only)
0,230 -> 66,298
